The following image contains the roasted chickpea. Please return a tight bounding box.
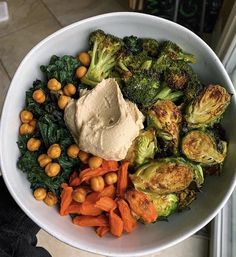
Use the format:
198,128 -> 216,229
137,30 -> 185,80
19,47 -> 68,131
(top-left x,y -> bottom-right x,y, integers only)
58,95 -> 70,110
45,162 -> 61,177
32,89 -> 46,104
104,172 -> 118,185
33,187 -> 47,201
27,138 -> 41,151
20,110 -> 33,123
44,192 -> 58,206
63,83 -> 76,96
47,78 -> 61,91
19,123 -> 35,135
90,176 -> 105,192
29,118 -> 37,129
72,188 -> 87,203
67,144 -> 80,158
76,66 -> 87,79
47,144 -> 61,159
88,156 -> 103,169
38,154 -> 52,168
78,52 -> 90,66
78,151 -> 90,164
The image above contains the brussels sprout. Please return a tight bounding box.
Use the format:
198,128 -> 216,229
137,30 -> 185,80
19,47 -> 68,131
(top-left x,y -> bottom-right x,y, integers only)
185,84 -> 231,128
130,158 -> 203,194
145,192 -> 178,217
147,100 -> 182,150
125,129 -> 157,167
182,130 -> 227,165
177,189 -> 197,210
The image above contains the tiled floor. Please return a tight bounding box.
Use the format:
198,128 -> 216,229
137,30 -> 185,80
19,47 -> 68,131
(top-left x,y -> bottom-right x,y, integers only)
0,1 -> 209,256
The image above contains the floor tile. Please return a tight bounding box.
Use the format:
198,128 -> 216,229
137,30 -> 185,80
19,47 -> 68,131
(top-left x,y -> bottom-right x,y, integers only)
0,0 -> 55,38
42,0 -> 129,26
0,62 -> 10,114
0,17 -> 61,78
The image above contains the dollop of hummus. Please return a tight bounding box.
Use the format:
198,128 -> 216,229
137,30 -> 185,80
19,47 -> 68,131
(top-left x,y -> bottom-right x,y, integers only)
64,78 -> 144,160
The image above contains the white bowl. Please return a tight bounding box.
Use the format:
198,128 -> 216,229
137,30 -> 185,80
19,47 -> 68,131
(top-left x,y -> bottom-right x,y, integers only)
1,12 -> 236,256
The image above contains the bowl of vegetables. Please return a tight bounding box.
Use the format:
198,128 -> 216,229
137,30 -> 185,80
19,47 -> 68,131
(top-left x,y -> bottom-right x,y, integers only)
1,12 -> 236,256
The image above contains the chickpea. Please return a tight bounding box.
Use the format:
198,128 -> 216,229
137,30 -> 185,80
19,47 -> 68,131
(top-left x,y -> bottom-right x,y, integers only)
78,52 -> 90,67
29,118 -> 37,129
76,66 -> 87,79
38,154 -> 52,168
78,151 -> 90,164
19,123 -> 35,135
47,144 -> 61,159
27,138 -> 41,151
90,176 -> 105,192
67,144 -> 80,158
63,83 -> 76,96
104,172 -> 118,185
45,162 -> 61,177
44,192 -> 58,206
88,156 -> 103,169
33,187 -> 47,201
20,110 -> 33,123
47,78 -> 61,91
32,89 -> 46,104
58,95 -> 70,110
72,188 -> 87,203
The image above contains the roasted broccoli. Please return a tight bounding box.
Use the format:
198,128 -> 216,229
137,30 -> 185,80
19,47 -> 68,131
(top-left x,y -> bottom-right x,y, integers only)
81,30 -> 123,87
125,129 -> 157,167
123,35 -> 142,54
185,84 -> 231,128
182,130 -> 227,166
141,38 -> 159,57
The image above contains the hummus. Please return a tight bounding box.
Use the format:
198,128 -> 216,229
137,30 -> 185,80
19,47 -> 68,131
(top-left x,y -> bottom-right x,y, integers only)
64,78 -> 144,160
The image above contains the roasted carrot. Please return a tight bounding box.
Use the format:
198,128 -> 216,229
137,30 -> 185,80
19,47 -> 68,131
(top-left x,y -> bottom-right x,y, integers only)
126,190 -> 158,224
69,171 -> 80,187
102,160 -> 119,171
64,201 -> 82,215
73,215 -> 108,227
79,167 -> 107,183
117,199 -> 137,233
117,161 -> 129,198
109,209 -> 124,237
95,196 -> 117,212
99,185 -> 116,199
60,185 -> 73,216
96,226 -> 110,237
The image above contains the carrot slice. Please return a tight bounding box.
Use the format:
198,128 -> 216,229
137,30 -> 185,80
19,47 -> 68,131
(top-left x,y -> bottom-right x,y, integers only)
99,185 -> 116,199
117,199 -> 137,233
60,185 -> 73,216
73,215 -> 108,227
117,161 -> 129,198
126,190 -> 158,224
95,196 -> 117,212
102,160 -> 119,171
64,201 -> 82,215
79,167 -> 107,183
69,171 -> 80,187
96,226 -> 110,237
109,209 -> 124,237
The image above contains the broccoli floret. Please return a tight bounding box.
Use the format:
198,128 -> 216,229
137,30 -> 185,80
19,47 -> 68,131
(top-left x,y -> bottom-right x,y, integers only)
123,35 -> 142,54
141,38 -> 159,57
81,30 -> 123,87
122,71 -> 161,107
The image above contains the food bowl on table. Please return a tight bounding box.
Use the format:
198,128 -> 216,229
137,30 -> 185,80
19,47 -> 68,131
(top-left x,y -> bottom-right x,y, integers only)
0,12 -> 236,257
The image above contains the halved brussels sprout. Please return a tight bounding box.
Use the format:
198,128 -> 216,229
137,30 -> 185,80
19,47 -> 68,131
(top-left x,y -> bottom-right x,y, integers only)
125,129 -> 157,167
182,130 -> 227,165
185,84 -> 231,128
130,158 -> 203,194
144,192 -> 178,217
147,100 -> 182,151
